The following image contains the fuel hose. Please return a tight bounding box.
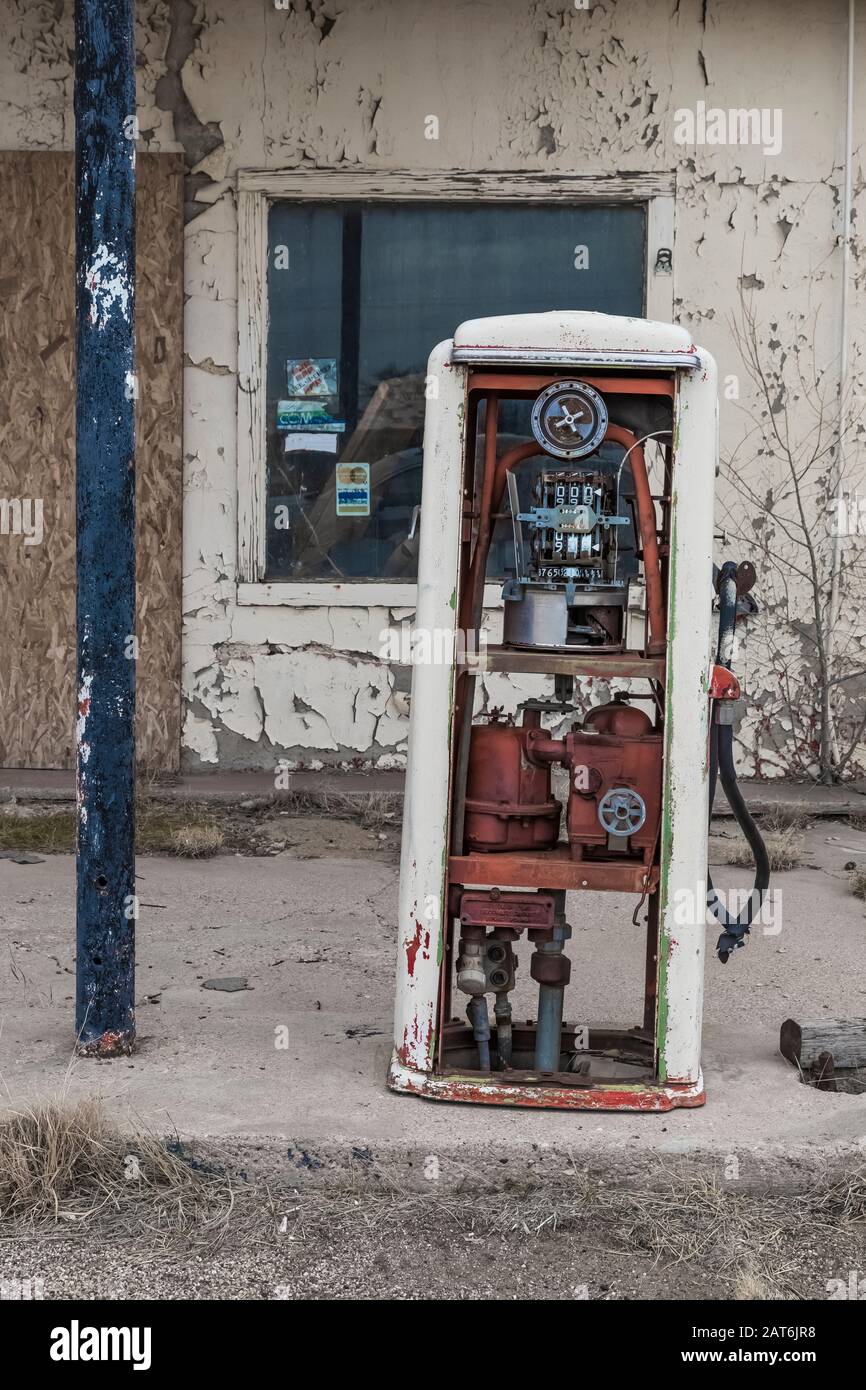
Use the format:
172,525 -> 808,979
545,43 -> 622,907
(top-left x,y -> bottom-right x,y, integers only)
707,561 -> 771,962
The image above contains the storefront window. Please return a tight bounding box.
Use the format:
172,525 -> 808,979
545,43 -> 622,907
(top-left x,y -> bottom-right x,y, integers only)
264,202 -> 645,581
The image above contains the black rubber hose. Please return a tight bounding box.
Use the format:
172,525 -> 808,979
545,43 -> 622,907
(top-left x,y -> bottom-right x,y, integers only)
707,561 -> 771,962
707,722 -> 771,961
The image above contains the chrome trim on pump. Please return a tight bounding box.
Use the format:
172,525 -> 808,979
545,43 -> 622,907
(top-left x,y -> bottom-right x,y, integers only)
450,347 -> 701,370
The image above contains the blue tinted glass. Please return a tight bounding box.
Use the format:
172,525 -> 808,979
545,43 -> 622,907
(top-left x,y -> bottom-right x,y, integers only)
265,202 -> 645,581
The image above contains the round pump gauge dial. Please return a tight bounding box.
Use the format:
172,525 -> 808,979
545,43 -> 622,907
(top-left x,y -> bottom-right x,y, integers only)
530,380 -> 609,460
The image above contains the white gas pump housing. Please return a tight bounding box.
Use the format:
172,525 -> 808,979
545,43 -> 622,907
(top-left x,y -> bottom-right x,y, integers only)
389,311 -> 720,1111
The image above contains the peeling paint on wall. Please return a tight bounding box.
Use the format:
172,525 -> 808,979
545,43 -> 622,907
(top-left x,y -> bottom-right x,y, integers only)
1,0 -> 863,773
153,0 -> 225,220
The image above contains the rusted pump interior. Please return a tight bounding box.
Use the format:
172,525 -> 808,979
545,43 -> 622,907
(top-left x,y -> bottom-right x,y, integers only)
442,370 -> 676,1093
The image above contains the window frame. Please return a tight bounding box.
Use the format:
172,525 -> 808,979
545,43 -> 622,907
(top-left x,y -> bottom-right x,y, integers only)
236,168 -> 675,607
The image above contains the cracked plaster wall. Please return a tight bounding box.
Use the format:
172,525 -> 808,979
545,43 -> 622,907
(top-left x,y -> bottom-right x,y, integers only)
2,0 -> 864,774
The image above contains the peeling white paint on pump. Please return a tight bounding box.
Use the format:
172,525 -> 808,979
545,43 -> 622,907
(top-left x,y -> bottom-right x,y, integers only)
393,313 -> 717,1102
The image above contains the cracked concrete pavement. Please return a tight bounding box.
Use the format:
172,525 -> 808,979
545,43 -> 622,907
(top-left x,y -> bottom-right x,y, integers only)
1,818 -> 866,1185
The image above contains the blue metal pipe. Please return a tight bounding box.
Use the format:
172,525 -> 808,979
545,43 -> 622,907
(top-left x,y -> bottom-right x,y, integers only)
534,893 -> 571,1072
74,0 -> 137,1055
535,974 -> 565,1072
467,996 -> 491,1071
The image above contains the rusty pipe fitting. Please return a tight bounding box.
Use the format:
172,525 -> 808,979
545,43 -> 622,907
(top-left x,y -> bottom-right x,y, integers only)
530,951 -> 572,987
524,729 -> 567,764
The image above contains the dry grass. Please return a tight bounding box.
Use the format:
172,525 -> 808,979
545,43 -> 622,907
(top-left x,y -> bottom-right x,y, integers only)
732,1264 -> 776,1300
850,867 -> 866,900
170,824 -> 224,858
0,808 -> 226,857
848,814 -> 866,833
281,1160 -> 866,1299
138,809 -> 221,855
0,810 -> 77,852
283,788 -> 402,829
1,1096 -> 865,1297
760,806 -> 812,834
0,791 -> 402,857
0,1095 -> 249,1243
357,790 -> 402,832
723,826 -> 802,871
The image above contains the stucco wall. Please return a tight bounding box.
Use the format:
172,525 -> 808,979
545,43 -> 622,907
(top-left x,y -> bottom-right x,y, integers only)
2,0 -> 864,777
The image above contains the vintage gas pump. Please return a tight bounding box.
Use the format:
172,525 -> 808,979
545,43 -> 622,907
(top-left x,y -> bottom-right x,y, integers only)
389,311 -> 767,1111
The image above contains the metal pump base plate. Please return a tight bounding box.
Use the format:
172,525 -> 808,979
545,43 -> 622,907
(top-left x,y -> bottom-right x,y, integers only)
388,1055 -> 706,1111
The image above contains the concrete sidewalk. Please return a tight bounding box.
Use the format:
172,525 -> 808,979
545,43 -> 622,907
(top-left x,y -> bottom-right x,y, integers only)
1,820 -> 866,1186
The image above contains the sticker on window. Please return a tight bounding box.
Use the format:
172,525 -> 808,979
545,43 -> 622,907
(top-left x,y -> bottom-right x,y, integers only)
286,358 -> 338,397
284,432 -> 338,454
277,399 -> 345,432
335,463 -> 371,517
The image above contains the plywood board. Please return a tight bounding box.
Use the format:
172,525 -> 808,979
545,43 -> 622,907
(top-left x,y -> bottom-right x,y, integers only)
0,152 -> 183,770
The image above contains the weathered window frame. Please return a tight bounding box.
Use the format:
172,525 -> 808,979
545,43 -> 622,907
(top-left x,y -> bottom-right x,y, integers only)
236,168 -> 676,607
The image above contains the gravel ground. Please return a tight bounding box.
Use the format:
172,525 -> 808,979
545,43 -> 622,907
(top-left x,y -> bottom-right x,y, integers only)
3,1152 -> 866,1303
2,1194 -> 865,1301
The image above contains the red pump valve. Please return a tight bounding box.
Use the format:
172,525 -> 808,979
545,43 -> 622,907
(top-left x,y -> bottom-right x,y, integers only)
709,665 -> 741,701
